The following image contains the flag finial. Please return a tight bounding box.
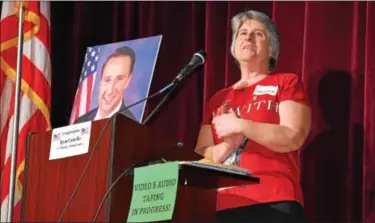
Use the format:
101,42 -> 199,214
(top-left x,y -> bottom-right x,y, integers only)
14,1 -> 28,16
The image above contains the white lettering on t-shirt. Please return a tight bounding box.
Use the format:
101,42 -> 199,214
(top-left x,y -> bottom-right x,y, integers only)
212,100 -> 279,118
239,100 -> 279,114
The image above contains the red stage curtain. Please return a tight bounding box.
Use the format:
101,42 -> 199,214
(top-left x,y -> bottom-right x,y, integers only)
1,1 -> 373,222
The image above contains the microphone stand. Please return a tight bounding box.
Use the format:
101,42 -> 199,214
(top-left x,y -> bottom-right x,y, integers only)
7,3 -> 25,222
142,80 -> 180,125
115,82 -> 174,116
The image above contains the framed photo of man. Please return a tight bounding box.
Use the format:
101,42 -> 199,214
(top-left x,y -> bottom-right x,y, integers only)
69,35 -> 162,125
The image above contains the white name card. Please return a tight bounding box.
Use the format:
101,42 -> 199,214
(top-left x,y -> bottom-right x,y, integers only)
253,85 -> 279,96
49,121 -> 92,160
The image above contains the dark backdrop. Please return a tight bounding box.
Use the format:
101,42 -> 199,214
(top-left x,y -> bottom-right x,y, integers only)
3,1 -> 374,222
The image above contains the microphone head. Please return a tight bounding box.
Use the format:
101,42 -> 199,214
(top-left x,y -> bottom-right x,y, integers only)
174,50 -> 207,83
192,50 -> 207,65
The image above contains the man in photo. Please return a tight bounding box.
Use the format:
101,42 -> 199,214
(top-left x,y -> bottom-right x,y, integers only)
74,46 -> 137,124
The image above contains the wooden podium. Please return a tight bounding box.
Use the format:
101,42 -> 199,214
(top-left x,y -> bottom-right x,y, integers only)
21,114 -> 259,222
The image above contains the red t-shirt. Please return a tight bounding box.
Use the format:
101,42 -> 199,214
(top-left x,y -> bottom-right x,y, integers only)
201,73 -> 310,211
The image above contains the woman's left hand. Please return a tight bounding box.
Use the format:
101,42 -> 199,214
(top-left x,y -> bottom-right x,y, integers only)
212,111 -> 244,139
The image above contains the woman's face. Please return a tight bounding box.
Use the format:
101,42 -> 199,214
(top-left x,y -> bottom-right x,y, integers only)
234,19 -> 270,64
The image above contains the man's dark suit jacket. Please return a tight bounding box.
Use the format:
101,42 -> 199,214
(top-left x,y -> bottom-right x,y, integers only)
73,101 -> 136,124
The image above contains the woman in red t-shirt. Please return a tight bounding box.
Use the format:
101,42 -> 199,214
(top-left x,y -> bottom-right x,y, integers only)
194,10 -> 311,223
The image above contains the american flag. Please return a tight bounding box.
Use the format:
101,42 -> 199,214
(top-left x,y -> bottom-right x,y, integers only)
69,46 -> 100,124
1,1 -> 51,222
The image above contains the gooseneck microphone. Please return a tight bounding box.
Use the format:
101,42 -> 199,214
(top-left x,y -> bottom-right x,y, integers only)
156,50 -> 207,94
142,50 -> 206,125
173,50 -> 206,84
57,50 -> 207,222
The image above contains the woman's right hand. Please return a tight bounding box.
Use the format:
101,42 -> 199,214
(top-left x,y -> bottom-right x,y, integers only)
223,134 -> 244,150
212,134 -> 244,162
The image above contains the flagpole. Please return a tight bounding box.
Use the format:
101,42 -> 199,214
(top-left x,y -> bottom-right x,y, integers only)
7,2 -> 25,222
